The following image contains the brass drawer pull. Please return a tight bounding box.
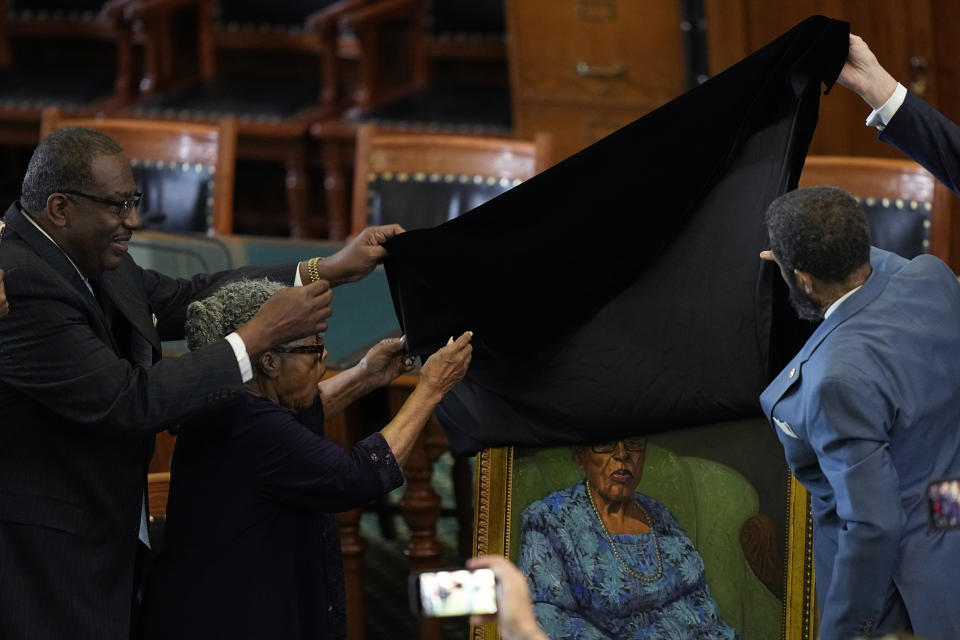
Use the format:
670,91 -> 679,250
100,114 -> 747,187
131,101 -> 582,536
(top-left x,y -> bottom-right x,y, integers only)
575,61 -> 626,79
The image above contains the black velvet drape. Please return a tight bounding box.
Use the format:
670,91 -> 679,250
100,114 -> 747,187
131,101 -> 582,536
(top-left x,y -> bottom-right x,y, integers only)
383,16 -> 849,454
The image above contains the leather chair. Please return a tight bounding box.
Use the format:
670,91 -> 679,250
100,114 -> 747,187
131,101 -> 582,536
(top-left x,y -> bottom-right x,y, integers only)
798,155 -> 946,259
312,0 -> 513,240
0,0 -> 138,147
118,0 -> 371,238
349,125 -> 551,237
41,107 -> 237,235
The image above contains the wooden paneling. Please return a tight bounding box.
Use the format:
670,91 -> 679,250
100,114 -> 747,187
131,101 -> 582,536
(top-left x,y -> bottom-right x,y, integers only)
705,0 -> 960,269
706,0 -> 936,158
509,0 -> 684,104
508,0 -> 688,161
511,101 -> 646,157
507,2 -> 960,265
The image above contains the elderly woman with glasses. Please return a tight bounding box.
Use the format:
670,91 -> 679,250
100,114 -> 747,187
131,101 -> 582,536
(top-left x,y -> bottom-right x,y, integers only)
145,278 -> 472,640
517,437 -> 738,640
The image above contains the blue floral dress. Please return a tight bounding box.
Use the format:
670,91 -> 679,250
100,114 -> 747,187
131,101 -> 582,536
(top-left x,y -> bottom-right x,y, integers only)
518,480 -> 740,639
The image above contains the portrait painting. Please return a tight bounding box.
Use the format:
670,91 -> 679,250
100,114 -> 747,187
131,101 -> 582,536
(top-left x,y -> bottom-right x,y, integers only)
472,416 -> 816,640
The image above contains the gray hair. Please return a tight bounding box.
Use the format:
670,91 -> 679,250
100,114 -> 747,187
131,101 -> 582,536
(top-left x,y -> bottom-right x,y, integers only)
185,278 -> 286,351
21,127 -> 125,213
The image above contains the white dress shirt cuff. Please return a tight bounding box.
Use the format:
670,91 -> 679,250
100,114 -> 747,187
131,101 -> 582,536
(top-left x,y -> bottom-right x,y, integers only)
139,494 -> 151,548
865,82 -> 907,131
225,332 -> 253,382
294,266 -> 304,287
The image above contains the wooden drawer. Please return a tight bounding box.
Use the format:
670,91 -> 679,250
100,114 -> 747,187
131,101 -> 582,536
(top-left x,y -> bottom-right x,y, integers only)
507,0 -> 687,105
514,100 -> 656,161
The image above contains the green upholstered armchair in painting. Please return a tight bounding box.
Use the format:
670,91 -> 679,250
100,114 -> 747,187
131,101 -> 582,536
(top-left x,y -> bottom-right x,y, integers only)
508,444 -> 782,640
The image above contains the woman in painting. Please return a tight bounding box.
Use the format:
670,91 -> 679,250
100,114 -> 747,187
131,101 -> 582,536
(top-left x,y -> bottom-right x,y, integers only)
517,437 -> 739,639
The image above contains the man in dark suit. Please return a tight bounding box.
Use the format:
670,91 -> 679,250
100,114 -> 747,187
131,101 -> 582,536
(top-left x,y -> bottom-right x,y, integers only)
759,186 -> 960,640
838,33 -> 960,197
0,126 -> 401,639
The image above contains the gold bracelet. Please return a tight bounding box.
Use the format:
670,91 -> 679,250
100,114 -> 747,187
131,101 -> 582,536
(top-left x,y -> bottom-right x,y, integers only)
307,256 -> 324,283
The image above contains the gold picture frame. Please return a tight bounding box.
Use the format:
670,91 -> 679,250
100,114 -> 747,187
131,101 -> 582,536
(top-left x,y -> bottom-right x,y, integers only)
471,418 -> 816,640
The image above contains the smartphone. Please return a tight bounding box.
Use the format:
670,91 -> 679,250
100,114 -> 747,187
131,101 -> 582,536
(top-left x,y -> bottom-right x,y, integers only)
927,476 -> 960,529
409,568 -> 498,617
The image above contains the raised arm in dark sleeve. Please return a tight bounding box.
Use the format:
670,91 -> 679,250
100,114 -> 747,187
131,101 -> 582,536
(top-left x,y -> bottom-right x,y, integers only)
881,91 -> 960,198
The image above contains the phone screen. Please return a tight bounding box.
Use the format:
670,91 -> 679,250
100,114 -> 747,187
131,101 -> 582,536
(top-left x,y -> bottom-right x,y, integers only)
412,568 -> 498,617
927,477 -> 960,529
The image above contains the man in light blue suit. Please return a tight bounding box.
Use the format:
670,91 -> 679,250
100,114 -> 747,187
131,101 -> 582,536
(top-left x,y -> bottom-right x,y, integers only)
759,186 -> 960,640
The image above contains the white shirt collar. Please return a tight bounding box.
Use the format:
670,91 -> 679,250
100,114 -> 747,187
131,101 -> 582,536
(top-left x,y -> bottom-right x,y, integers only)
20,207 -> 92,292
824,284 -> 863,319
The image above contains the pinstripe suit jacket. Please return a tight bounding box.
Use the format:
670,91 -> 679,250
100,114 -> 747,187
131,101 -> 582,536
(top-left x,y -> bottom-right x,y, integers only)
881,90 -> 960,198
0,203 -> 294,640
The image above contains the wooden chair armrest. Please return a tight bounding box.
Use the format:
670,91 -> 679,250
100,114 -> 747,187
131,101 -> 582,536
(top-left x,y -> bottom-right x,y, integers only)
740,512 -> 785,599
147,471 -> 171,517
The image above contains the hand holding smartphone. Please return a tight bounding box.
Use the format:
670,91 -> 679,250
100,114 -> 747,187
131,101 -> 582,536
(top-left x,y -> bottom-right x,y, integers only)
410,567 -> 498,617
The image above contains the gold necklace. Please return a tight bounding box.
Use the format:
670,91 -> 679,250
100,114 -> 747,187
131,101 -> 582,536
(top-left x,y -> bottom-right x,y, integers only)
584,480 -> 663,582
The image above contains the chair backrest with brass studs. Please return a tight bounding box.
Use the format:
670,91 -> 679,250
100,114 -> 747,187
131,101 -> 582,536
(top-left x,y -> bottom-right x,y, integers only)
799,156 -> 944,259
350,125 -> 552,236
41,108 -> 237,235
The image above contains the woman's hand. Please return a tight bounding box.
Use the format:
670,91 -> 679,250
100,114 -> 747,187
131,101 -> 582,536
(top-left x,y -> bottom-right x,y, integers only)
359,336 -> 416,389
376,331 -> 472,464
418,331 -> 473,398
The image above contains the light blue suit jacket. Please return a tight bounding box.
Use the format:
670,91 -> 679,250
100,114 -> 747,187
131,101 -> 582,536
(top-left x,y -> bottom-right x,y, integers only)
760,247 -> 960,640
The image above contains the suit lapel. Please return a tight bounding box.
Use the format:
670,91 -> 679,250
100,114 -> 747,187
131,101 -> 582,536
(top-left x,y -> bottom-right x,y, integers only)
761,258 -> 894,419
5,204 -> 116,345
101,267 -> 161,365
